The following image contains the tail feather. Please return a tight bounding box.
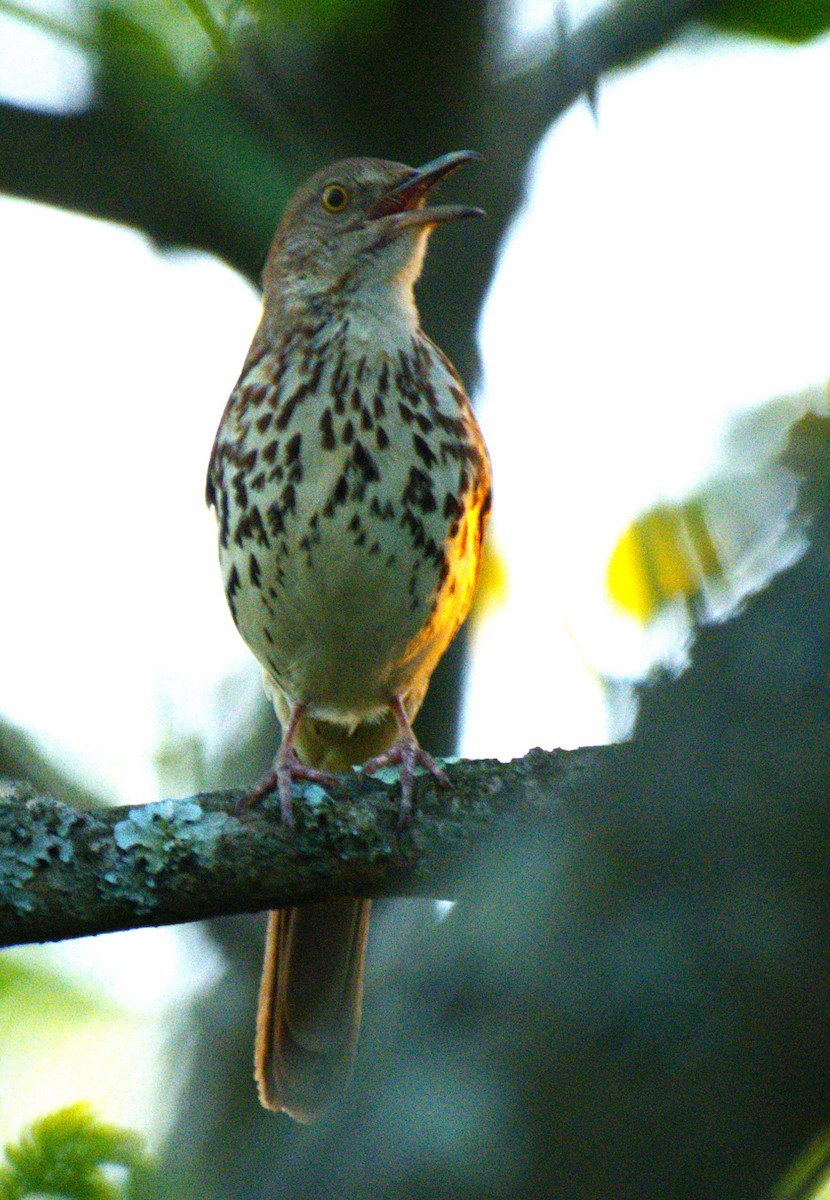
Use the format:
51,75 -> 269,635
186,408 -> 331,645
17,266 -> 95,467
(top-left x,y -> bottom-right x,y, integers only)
255,901 -> 371,1121
254,709 -> 390,1121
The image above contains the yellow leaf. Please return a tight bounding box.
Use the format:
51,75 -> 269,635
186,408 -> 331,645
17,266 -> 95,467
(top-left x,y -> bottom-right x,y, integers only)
607,500 -> 723,624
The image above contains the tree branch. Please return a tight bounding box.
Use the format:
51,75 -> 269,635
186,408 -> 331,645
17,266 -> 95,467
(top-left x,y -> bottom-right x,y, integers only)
0,744 -> 613,948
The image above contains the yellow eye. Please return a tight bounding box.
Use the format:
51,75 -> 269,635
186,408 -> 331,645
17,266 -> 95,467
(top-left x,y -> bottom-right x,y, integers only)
322,183 -> 349,213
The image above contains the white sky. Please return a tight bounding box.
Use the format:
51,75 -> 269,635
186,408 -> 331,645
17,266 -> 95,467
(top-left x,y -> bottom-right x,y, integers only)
1,1 -> 830,1144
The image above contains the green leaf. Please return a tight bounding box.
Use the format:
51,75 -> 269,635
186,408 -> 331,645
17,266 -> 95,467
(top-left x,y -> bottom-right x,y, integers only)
264,0 -> 391,35
703,0 -> 830,44
0,955 -> 117,1027
0,1103 -> 152,1200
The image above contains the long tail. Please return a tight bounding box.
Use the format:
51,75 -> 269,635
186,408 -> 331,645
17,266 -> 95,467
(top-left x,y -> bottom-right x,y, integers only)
253,710 -> 397,1121
255,900 -> 371,1120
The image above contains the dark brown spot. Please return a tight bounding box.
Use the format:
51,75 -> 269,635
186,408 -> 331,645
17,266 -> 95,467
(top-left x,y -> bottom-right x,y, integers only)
370,496 -> 395,521
256,412 -> 271,434
323,474 -> 349,518
352,441 -> 380,483
276,365 -> 322,431
285,432 -> 302,464
249,553 -> 261,587
342,420 -> 354,445
397,348 -> 414,386
376,426 -> 389,450
216,496 -> 229,547
234,506 -> 270,547
225,563 -> 241,620
319,409 -> 336,450
350,387 -> 362,413
434,410 -> 465,434
262,440 -> 279,464
373,393 -> 386,418
402,466 -> 437,514
232,476 -> 248,510
412,433 -> 436,468
398,403 -> 414,425
267,503 -> 284,536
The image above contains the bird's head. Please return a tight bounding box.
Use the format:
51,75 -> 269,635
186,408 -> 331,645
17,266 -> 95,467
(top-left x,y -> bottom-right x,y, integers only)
263,151 -> 483,322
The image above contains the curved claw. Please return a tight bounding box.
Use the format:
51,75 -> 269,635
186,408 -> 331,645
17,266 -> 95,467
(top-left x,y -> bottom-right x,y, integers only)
245,752 -> 338,826
361,737 -> 450,822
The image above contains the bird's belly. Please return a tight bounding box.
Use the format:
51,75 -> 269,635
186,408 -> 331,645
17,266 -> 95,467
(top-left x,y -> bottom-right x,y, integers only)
212,331 -> 491,726
220,501 -> 469,721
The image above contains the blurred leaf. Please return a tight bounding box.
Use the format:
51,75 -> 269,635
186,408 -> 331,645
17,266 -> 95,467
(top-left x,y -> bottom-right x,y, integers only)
607,498 -> 723,623
772,1121 -> 830,1200
0,956 -> 113,1021
265,0 -> 391,35
607,389 -> 829,626
703,0 -> 830,43
0,1103 -> 152,1200
101,0 -> 214,75
99,8 -> 296,251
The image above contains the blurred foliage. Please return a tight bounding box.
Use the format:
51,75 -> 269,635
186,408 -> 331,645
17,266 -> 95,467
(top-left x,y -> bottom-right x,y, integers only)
0,954 -> 115,1024
0,953 -> 133,1145
0,1103 -> 154,1200
773,1122 -> 830,1200
607,388 -> 828,626
704,0 -> 830,43
263,0 -> 391,34
608,497 -> 723,622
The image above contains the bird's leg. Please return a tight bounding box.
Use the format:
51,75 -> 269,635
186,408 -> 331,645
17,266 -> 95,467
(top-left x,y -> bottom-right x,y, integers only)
360,696 -> 450,821
247,702 -> 338,826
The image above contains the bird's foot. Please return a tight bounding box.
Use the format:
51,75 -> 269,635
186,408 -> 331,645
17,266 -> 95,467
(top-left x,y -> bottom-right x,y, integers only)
245,749 -> 338,827
361,735 -> 450,822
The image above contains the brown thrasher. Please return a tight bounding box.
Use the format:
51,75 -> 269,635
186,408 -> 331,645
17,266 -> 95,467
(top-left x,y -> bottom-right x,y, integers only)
206,152 -> 492,1122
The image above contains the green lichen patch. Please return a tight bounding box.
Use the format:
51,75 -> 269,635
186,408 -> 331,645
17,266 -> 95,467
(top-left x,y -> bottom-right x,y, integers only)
112,799 -> 230,879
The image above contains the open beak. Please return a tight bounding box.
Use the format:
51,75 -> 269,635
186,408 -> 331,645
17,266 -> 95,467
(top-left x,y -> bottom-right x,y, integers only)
369,150 -> 484,229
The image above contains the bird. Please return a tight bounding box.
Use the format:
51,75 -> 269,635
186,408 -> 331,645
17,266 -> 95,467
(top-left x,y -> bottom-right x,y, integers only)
206,151 -> 492,1122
